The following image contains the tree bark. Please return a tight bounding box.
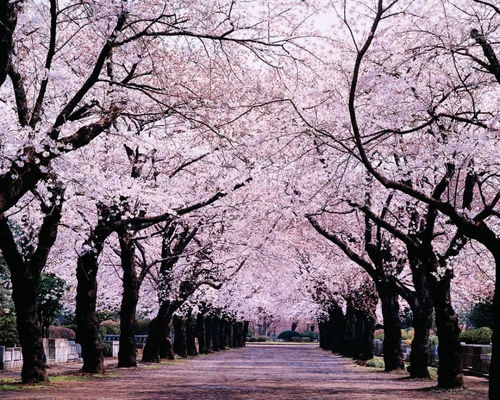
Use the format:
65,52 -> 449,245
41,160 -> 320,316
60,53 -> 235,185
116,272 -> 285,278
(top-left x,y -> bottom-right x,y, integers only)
173,315 -> 187,358
377,282 -> 405,371
76,251 -> 104,373
489,248 -> 499,400
406,254 -> 433,379
142,302 -> 174,362
0,218 -> 48,383
197,314 -> 207,354
186,315 -> 198,356
205,316 -> 214,352
241,321 -> 249,346
422,253 -> 463,388
117,234 -> 139,367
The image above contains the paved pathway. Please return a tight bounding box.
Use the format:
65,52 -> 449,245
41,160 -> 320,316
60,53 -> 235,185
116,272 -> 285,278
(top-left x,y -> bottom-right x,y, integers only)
1,344 -> 488,399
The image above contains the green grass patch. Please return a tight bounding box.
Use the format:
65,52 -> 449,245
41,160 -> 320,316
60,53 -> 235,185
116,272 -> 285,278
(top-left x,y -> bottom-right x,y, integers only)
0,384 -> 21,391
365,356 -> 385,369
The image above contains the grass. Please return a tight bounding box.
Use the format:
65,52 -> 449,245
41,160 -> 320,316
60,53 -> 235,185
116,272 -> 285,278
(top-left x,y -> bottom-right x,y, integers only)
0,384 -> 21,391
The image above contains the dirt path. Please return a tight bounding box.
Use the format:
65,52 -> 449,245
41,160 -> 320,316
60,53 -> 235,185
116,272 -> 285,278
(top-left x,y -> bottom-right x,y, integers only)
1,344 -> 488,400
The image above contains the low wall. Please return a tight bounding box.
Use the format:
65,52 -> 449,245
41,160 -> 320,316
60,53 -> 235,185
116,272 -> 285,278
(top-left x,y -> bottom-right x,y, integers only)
0,338 -> 82,371
372,339 -> 490,374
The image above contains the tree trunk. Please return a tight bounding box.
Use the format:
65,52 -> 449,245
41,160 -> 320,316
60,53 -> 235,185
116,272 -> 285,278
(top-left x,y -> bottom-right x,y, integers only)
377,282 -> 405,371
428,272 -> 463,388
12,275 -> 47,383
173,316 -> 187,358
242,321 -> 249,346
406,257 -> 433,379
212,317 -> 220,351
117,235 -> 139,367
343,303 -> 357,358
358,311 -> 375,361
186,315 -> 198,356
76,248 -> 104,373
205,316 -> 214,352
489,248 -> 500,400
142,302 -> 173,362
0,194 -> 64,383
197,314 -> 207,354
330,305 -> 345,353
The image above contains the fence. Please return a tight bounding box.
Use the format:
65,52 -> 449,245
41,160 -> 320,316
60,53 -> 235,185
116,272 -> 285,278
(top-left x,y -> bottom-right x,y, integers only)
373,339 -> 491,375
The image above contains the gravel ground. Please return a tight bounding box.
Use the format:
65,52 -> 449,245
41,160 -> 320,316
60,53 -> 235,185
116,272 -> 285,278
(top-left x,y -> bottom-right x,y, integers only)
0,344 -> 488,400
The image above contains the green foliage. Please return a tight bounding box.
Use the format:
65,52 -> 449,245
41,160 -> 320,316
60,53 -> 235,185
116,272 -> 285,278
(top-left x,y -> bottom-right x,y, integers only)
37,273 -> 67,337
49,326 -> 76,339
99,320 -> 120,335
0,257 -> 13,313
102,342 -> 113,357
277,330 -> 302,341
365,357 -> 385,368
467,301 -> 493,329
399,306 -> 413,329
459,327 -> 493,344
429,335 -> 439,346
0,313 -> 19,347
246,328 -> 254,338
374,330 -> 384,341
301,331 -> 319,340
95,309 -> 120,323
134,319 -> 150,335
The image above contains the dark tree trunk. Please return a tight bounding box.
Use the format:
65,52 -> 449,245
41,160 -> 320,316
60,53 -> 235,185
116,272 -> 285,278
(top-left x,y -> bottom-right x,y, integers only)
318,321 -> 328,350
343,304 -> 357,358
488,248 -> 499,400
242,321 -> 249,346
0,189 -> 64,383
0,219 -> 46,383
186,315 -> 198,356
12,274 -> 47,383
75,219 -> 113,374
205,317 -> 214,352
330,305 -> 346,353
173,316 -> 187,358
406,256 -> 433,379
159,332 -> 175,360
426,264 -> 463,388
225,320 -> 233,348
358,311 -> 375,361
409,307 -> 432,378
142,302 -> 173,362
196,314 -> 207,354
219,318 -> 227,350
117,234 -> 139,367
377,282 -> 405,371
76,248 -> 104,373
212,317 -> 220,351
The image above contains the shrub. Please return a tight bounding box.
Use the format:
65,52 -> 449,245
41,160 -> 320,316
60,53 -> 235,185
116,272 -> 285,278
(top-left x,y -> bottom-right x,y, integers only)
0,313 -> 19,347
429,335 -> 439,345
256,335 -> 269,342
301,331 -> 319,340
134,319 -> 150,335
49,326 -> 76,340
459,327 -> 493,344
99,320 -> 120,335
467,301 -> 493,329
365,357 -> 385,368
248,337 -> 258,342
277,330 -> 302,341
102,343 -> 113,357
374,329 -> 384,341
